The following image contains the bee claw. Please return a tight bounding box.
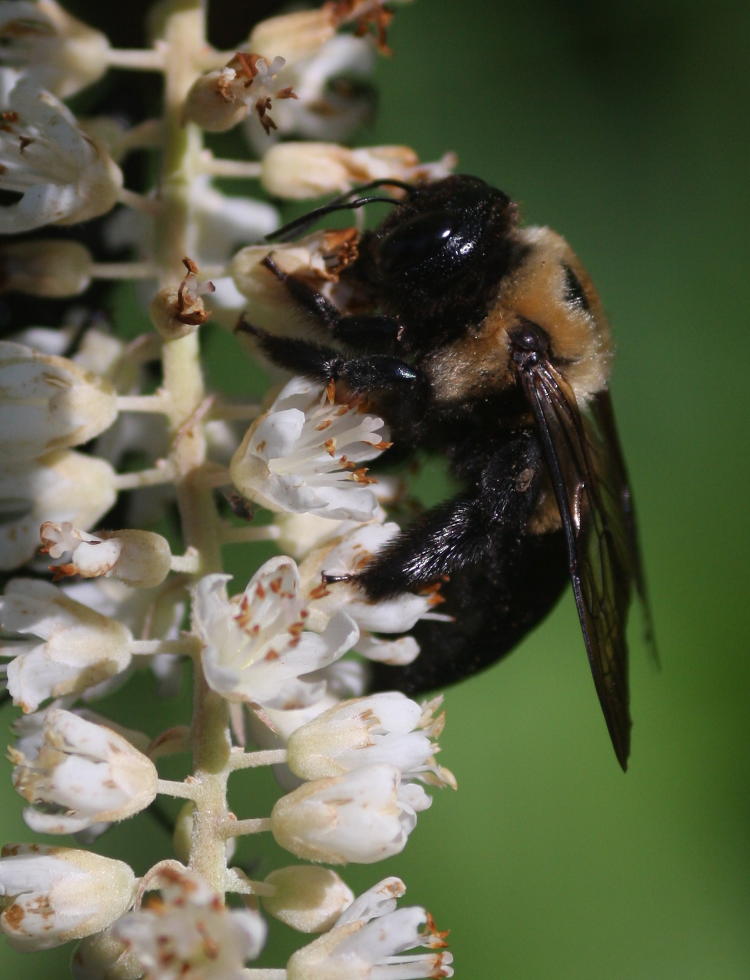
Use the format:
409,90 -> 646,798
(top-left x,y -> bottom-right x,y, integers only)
321,571 -> 355,585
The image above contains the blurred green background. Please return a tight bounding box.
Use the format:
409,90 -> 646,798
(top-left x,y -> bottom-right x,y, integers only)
2,0 -> 749,977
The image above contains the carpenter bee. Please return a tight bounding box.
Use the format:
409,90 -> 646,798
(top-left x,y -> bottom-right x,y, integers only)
240,174 -> 653,770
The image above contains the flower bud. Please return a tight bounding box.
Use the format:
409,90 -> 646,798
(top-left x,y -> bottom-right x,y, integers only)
286,693 -> 455,789
0,239 -> 92,296
0,0 -> 110,98
259,142 -> 451,199
10,708 -> 158,833
0,577 -> 133,713
0,843 -> 136,951
271,763 -> 431,864
263,865 -> 353,932
40,523 -> 173,587
0,450 -> 118,570
0,341 -> 117,461
248,9 -> 336,64
0,73 -> 123,233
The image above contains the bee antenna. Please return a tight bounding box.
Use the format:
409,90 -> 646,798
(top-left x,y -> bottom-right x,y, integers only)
266,180 -> 411,243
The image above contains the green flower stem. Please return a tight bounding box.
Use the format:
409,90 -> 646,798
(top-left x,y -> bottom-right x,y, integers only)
220,524 -> 281,544
105,48 -> 166,71
152,0 -> 232,894
222,817 -> 273,839
115,394 -> 169,413
229,749 -> 289,770
156,779 -> 198,800
113,465 -> 177,490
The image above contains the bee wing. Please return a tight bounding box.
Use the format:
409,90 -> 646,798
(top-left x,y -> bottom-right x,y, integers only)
588,389 -> 658,665
518,361 -> 635,769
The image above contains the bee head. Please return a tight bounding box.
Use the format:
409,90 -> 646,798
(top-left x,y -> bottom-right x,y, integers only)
372,176 -> 516,289
353,175 -> 522,352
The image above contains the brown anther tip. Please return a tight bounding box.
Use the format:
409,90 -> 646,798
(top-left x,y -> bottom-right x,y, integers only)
49,562 -> 76,581
232,51 -> 257,79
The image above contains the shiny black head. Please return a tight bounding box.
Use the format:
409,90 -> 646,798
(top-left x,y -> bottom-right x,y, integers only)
354,175 -> 523,351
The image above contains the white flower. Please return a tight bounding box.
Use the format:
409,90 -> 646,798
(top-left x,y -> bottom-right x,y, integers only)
275,510 -> 376,559
0,449 -> 117,570
260,142 -> 456,200
231,376 -> 390,522
263,865 -> 354,933
9,707 -> 158,833
298,521 -> 450,668
271,762 -> 431,864
59,576 -> 187,699
355,633 -> 421,666
0,340 -> 117,461
246,678 -> 341,792
244,34 -> 376,151
287,876 -> 454,980
0,0 -> 110,98
249,677 -> 337,741
302,522 -> 441,633
248,1 -> 409,68
191,559 -> 358,705
247,7 -> 338,64
0,843 -> 136,951
286,693 -> 456,789
114,865 -> 266,979
40,522 -> 173,587
184,52 -> 294,135
0,578 -> 133,712
0,70 -> 122,233
230,228 -> 361,339
60,575 -> 183,646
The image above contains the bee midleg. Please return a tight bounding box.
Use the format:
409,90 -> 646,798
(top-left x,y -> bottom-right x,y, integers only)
238,319 -> 428,405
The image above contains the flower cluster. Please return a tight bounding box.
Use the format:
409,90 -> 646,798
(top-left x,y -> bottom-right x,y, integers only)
0,0 -> 456,977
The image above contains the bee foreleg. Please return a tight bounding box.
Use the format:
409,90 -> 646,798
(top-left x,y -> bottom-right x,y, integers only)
236,318 -> 343,378
262,255 -> 404,352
